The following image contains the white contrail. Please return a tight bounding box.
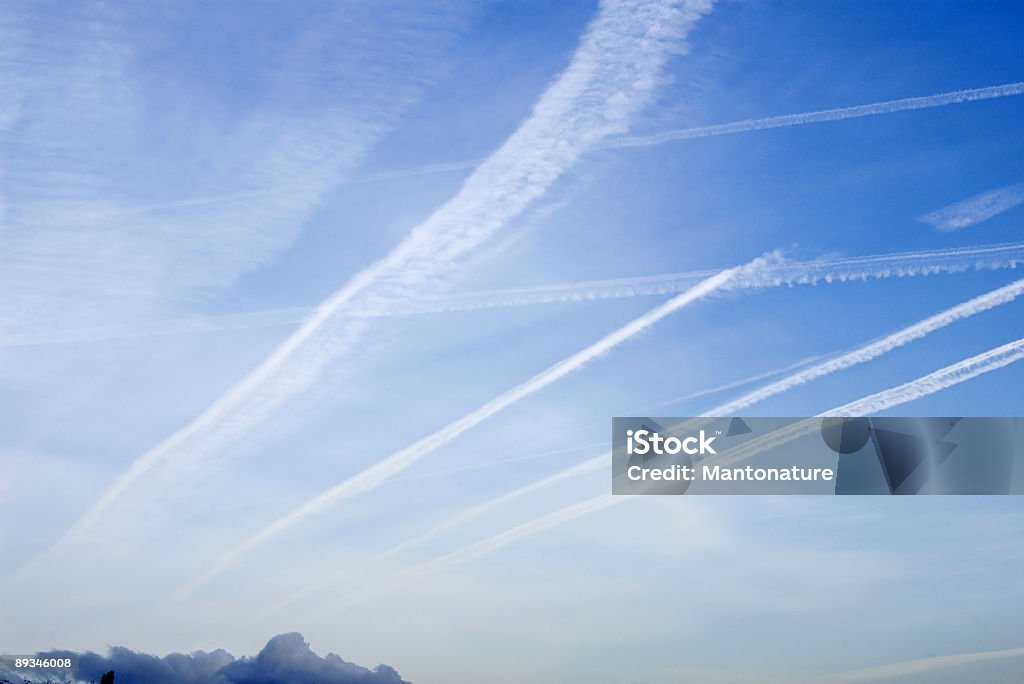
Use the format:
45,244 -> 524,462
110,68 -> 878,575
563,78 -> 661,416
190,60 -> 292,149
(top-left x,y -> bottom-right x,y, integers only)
400,493 -> 621,575
53,0 -> 715,545
331,493 -> 625,609
272,451 -> 610,611
643,352 -> 831,409
391,442 -> 607,483
708,277 -> 1024,416
185,256 -> 766,593
378,240 -> 1024,313
698,336 -> 1024,470
7,241 -> 1024,348
919,182 -> 1024,231
334,335 -> 1024,604
835,337 -> 1024,415
814,644 -> 1024,683
604,81 -> 1024,148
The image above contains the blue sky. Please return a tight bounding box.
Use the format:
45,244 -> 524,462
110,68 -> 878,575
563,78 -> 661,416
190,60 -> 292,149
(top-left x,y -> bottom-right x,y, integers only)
2,1 -> 1024,682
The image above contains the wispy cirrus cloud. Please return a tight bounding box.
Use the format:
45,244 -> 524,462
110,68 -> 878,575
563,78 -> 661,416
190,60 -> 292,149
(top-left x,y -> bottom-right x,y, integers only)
919,182 -> 1024,231
0,1 -> 469,332
814,644 -> 1024,683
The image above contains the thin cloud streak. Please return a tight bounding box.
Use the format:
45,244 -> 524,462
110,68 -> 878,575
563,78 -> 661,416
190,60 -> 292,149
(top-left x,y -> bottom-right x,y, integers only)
642,352 -> 831,410
7,240 -> 1024,348
52,0 -> 717,561
272,453 -> 610,612
814,644 -> 1024,683
391,442 -> 608,483
919,182 -> 1024,231
391,492 -> 621,581
327,493 -> 627,610
605,81 -> 1024,148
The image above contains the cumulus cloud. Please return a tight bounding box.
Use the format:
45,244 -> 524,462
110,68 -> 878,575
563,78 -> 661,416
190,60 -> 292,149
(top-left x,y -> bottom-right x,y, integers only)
0,633 -> 408,684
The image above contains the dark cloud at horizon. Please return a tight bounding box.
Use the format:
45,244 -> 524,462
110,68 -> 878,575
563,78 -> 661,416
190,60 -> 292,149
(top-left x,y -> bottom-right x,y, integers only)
0,633 -> 410,684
